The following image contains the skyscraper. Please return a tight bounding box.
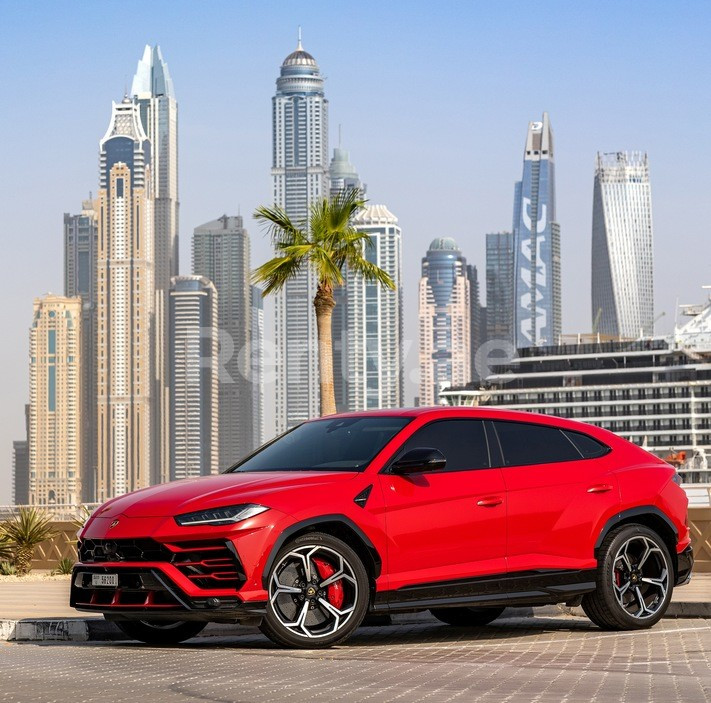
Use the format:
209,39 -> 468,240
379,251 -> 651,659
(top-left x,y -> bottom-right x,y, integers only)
467,263 -> 485,382
131,45 -> 178,486
329,145 -> 365,411
169,276 -> 219,480
485,231 -> 514,345
512,112 -> 561,348
12,405 -> 30,505
96,97 -> 154,501
272,37 -> 329,431
591,151 -> 654,338
419,238 -> 471,406
29,295 -> 82,506
251,285 -> 265,448
64,199 -> 98,501
344,205 -> 403,411
192,215 -> 252,466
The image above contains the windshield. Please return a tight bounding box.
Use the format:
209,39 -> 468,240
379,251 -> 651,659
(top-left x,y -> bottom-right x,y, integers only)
229,416 -> 411,473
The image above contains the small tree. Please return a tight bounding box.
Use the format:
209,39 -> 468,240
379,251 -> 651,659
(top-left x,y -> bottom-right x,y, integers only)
0,528 -> 14,563
2,508 -> 56,576
254,189 -> 395,415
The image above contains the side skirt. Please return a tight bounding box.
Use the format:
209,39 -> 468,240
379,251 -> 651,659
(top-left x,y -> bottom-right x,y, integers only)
372,569 -> 597,612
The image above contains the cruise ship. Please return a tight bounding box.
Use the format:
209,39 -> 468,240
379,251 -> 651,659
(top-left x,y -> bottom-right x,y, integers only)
442,295 -> 711,485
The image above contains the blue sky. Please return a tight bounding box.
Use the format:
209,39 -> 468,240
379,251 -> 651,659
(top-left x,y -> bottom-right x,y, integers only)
1,1 -> 710,500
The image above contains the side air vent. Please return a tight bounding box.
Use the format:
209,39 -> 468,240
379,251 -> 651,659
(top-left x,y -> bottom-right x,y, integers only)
354,485 -> 373,508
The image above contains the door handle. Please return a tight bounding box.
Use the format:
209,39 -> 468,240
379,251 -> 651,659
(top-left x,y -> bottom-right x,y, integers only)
587,484 -> 613,494
476,496 -> 503,507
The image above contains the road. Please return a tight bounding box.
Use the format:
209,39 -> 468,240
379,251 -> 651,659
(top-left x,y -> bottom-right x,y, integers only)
1,614 -> 710,702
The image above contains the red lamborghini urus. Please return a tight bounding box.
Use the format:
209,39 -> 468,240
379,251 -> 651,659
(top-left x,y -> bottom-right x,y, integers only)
71,408 -> 693,648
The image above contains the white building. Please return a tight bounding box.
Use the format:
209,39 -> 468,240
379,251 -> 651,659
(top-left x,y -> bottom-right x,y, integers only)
591,151 -> 654,338
345,205 -> 403,411
272,38 -> 329,432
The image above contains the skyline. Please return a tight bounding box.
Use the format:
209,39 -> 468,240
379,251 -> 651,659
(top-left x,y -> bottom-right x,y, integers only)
2,1 -> 711,501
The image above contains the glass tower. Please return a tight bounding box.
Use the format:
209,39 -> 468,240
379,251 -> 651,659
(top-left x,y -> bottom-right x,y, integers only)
512,112 -> 561,348
591,151 -> 654,338
272,38 -> 329,431
485,231 -> 514,345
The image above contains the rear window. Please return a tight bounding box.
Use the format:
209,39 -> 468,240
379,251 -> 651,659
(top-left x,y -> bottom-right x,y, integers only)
492,421 -> 583,466
562,430 -> 610,459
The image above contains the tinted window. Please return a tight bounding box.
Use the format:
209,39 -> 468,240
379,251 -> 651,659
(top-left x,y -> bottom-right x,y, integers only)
394,420 -> 490,472
230,417 -> 410,472
562,430 -> 610,459
492,421 -> 582,466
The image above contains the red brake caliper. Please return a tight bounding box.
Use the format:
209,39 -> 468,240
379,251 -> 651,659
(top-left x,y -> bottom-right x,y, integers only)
313,557 -> 344,609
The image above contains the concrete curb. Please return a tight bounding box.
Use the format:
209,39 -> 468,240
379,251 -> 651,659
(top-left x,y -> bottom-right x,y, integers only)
2,602 -> 708,642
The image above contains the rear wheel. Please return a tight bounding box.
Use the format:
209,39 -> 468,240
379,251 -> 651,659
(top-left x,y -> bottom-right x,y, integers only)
260,532 -> 369,648
582,524 -> 673,630
430,606 -> 505,627
111,618 -> 207,645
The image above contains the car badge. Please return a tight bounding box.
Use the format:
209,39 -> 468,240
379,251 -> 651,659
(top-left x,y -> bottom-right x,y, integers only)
109,519 -> 119,529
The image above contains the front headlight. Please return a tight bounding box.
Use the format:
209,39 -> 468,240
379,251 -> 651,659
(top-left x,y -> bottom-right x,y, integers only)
174,504 -> 269,527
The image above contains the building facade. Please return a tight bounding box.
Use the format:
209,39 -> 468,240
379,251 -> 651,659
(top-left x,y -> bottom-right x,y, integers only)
441,297 -> 711,486
169,276 -> 219,480
591,151 -> 654,338
419,238 -> 471,406
29,296 -> 82,506
345,204 -> 403,411
63,200 -> 98,501
96,97 -> 154,501
485,231 -> 514,345
12,405 -> 30,505
192,215 -> 252,466
272,39 -> 329,431
467,263 -> 486,382
512,112 -> 561,348
251,285 -> 265,448
131,45 -> 179,486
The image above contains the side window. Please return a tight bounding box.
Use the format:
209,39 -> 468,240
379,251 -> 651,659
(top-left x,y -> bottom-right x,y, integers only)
562,430 -> 610,459
492,421 -> 582,466
394,420 -> 490,472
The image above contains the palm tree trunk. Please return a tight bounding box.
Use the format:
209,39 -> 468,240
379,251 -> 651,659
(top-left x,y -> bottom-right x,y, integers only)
314,284 -> 337,416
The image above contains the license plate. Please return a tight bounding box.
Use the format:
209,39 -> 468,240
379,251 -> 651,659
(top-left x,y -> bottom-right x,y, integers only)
91,573 -> 119,588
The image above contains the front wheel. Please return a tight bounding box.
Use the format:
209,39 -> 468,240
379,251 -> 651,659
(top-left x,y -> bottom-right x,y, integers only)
582,524 -> 673,630
260,532 -> 370,648
110,617 -> 207,644
430,606 -> 505,627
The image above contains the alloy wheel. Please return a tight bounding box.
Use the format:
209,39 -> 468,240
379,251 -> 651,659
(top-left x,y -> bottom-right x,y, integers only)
268,544 -> 358,639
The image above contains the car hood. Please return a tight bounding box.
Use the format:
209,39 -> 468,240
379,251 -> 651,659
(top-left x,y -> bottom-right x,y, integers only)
94,471 -> 359,519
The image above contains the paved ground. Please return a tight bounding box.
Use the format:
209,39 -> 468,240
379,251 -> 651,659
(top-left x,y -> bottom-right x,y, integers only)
1,614 -> 710,702
1,574 -> 709,620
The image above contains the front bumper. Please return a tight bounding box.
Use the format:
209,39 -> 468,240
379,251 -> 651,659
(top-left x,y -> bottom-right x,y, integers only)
675,545 -> 694,586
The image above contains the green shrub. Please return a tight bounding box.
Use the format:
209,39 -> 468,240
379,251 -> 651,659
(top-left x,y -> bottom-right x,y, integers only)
2,508 -> 56,575
0,561 -> 16,576
53,557 -> 75,575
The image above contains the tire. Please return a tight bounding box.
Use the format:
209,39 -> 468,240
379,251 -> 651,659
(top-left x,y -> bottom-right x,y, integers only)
111,617 -> 207,645
582,524 -> 673,630
430,606 -> 505,627
259,531 -> 370,648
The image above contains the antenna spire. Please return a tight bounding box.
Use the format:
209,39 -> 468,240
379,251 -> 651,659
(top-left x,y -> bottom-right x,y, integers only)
297,26 -> 303,50
338,124 -> 342,148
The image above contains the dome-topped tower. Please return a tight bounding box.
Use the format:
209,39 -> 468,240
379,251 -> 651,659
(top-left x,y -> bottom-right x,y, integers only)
276,32 -> 323,96
282,38 -> 317,68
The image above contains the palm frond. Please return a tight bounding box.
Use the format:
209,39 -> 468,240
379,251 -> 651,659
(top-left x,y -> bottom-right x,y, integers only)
2,508 -> 56,549
348,256 -> 396,289
252,255 -> 304,296
254,205 -> 308,246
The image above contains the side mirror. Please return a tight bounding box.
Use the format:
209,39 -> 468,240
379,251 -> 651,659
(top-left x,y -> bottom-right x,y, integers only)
391,447 -> 447,475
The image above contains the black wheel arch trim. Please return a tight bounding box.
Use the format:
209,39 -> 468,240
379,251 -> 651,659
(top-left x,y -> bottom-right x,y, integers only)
594,506 -> 678,550
261,514 -> 382,588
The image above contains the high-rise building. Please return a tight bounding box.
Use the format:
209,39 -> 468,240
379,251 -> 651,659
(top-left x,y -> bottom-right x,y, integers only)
272,38 -> 329,431
96,97 -> 154,501
485,231 -> 514,345
328,145 -> 365,411
192,215 -> 252,466
131,45 -> 178,486
418,238 -> 471,406
64,200 -> 98,501
169,276 -> 219,480
12,405 -> 30,505
345,204 -> 403,411
591,151 -> 654,338
512,112 -> 561,348
29,295 -> 82,506
251,285 -> 265,448
467,264 -> 485,382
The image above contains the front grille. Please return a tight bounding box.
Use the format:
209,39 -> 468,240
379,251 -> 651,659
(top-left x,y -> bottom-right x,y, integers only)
78,538 -> 245,591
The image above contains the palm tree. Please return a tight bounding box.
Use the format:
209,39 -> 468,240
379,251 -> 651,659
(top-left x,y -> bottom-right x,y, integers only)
2,508 -> 56,576
0,528 -> 14,563
254,189 -> 395,416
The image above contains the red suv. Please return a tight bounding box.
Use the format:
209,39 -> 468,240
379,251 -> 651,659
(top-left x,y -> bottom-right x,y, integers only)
71,408 -> 693,648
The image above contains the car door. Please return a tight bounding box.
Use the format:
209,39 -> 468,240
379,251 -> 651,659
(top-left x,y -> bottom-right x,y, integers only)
490,420 -> 620,574
377,418 -> 507,596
